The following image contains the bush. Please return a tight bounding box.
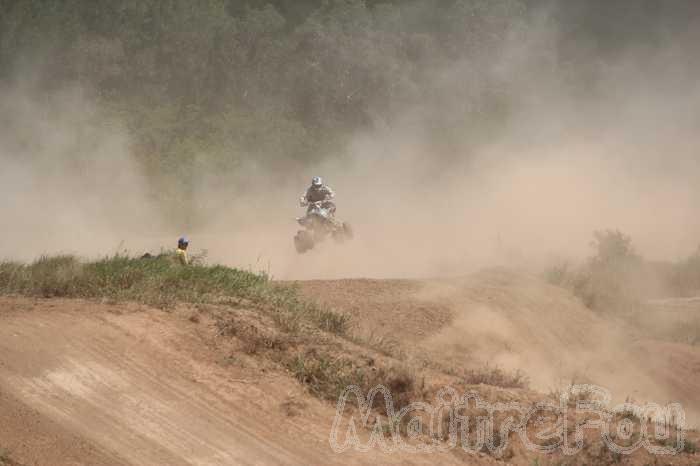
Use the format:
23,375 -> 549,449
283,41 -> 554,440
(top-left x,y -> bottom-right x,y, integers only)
545,230 -> 645,313
286,351 -> 419,409
543,260 -> 573,288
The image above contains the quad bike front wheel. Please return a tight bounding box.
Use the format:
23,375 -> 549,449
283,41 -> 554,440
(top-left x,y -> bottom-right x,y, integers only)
294,230 -> 314,253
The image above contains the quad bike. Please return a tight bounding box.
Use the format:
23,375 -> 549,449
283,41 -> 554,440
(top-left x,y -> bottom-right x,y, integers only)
294,200 -> 353,253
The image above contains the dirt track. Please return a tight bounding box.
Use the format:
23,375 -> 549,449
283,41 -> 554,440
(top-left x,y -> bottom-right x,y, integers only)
299,271 -> 700,421
0,298 -> 323,465
1,272 -> 700,465
0,297 -> 467,466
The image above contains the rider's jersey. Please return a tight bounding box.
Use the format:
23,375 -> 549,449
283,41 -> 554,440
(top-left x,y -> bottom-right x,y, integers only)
303,185 -> 335,203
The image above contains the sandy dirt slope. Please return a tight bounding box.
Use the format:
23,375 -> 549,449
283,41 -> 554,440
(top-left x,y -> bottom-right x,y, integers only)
296,278 -> 453,341
0,297 -> 466,466
1,270 -> 699,466
300,270 -> 700,423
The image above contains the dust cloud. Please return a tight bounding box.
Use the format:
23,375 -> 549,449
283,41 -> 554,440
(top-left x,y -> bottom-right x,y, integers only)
416,272 -> 700,422
1,3 -> 699,427
0,83 -> 166,261
1,5 -> 699,282
199,31 -> 700,280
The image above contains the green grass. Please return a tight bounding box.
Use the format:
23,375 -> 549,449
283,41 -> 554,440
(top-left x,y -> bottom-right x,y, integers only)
0,254 -> 533,421
286,353 -> 361,401
463,365 -> 529,389
0,254 -> 349,336
251,282 -> 350,335
285,351 -> 419,409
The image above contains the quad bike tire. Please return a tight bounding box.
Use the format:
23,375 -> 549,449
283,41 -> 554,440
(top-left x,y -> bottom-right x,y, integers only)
332,222 -> 354,243
294,230 -> 314,253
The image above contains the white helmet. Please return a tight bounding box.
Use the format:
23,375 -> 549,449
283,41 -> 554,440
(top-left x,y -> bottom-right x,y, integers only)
311,176 -> 323,187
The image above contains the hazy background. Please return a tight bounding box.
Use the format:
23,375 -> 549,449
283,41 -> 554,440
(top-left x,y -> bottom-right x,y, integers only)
1,0 -> 699,279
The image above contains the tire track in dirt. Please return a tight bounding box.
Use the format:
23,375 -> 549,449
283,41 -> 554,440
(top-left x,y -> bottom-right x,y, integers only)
0,307 -> 307,465
0,298 -> 468,466
2,279 -> 700,465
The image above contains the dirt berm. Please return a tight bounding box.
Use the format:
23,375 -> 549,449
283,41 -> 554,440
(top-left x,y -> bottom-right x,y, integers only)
1,269 -> 699,465
300,270 -> 700,414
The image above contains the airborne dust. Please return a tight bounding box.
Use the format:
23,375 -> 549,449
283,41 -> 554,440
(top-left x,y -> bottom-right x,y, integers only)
2,5 -> 699,280
1,0 -> 700,425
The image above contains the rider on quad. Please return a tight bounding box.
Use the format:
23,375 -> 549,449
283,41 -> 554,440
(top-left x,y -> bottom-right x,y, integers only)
300,176 -> 336,216
294,177 -> 352,253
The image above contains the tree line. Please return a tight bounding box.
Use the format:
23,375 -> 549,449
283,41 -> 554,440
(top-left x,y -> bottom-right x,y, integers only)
1,0 -> 697,202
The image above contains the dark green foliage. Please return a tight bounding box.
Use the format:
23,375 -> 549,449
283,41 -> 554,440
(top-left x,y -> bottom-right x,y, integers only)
0,0 -> 537,205
2,1 -> 696,163
4,1 -> 694,217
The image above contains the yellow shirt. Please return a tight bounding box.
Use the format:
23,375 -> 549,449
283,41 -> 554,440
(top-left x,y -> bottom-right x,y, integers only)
176,248 -> 189,265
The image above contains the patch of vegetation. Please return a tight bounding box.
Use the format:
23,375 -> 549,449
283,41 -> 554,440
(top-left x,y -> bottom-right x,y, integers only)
217,318 -> 291,355
463,365 -> 529,389
286,350 -> 420,409
576,230 -> 643,311
348,329 -> 405,359
0,253 -> 539,422
0,254 -> 433,410
545,230 -> 659,314
546,230 -> 700,316
0,0 -> 544,219
543,261 -> 573,289
286,352 -> 361,401
216,309 -> 423,409
670,247 -> 700,297
0,447 -> 21,466
0,254 -> 348,335
253,282 -> 349,335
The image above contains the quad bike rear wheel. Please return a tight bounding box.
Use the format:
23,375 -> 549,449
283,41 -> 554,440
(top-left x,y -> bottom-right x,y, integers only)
342,222 -> 353,240
332,222 -> 354,243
